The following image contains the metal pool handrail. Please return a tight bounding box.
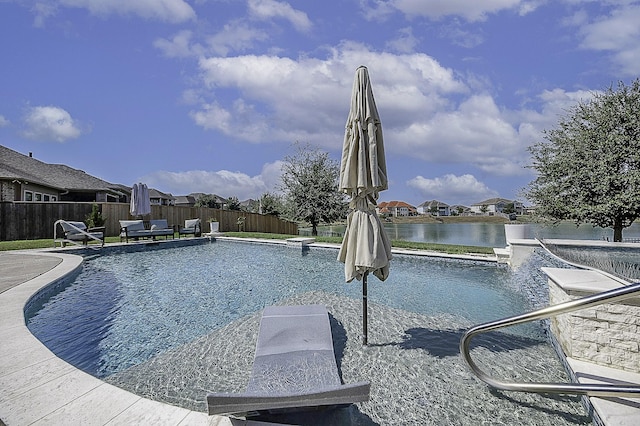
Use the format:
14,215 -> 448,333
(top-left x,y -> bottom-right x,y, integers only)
460,281 -> 640,397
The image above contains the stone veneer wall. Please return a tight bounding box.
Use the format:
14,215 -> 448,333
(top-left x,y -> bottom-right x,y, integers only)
548,278 -> 640,374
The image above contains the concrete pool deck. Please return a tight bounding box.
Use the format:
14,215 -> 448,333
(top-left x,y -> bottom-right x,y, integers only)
1,240 -> 638,425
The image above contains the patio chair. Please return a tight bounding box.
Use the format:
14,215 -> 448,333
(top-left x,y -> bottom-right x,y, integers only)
206,304 -> 370,417
54,220 -> 105,247
178,218 -> 201,237
149,219 -> 175,240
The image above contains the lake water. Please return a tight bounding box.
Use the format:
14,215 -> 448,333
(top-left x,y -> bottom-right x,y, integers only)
303,222 -> 640,247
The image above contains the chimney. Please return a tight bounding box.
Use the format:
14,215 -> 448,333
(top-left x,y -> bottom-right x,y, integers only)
29,152 -> 33,157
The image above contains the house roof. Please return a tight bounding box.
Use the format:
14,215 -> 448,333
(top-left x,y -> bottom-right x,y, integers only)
174,195 -> 196,205
149,188 -> 174,201
0,145 -> 123,194
418,199 -> 450,208
378,200 -> 416,209
472,197 -> 514,206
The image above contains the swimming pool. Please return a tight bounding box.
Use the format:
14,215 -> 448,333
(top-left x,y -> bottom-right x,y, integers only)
26,240 -> 589,425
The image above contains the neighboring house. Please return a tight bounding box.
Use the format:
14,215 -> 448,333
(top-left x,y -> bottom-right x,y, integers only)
173,195 -> 197,206
450,205 -> 471,216
470,198 -> 524,216
0,145 -> 127,203
240,198 -> 258,212
149,188 -> 174,206
378,201 -> 417,217
417,200 -> 450,216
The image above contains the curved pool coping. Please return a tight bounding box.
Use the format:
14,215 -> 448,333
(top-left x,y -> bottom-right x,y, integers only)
0,249 -> 232,426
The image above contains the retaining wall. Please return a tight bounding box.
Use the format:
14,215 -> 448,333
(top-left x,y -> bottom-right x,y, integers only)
545,268 -> 640,374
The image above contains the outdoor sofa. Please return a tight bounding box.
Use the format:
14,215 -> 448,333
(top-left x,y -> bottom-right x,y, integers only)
206,304 -> 370,417
119,219 -> 175,243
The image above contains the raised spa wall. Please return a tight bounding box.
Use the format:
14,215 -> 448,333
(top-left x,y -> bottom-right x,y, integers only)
543,267 -> 640,374
500,224 -> 639,374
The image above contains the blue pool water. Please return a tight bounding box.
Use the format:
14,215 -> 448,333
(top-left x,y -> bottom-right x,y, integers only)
27,240 -> 538,378
26,240 -> 590,424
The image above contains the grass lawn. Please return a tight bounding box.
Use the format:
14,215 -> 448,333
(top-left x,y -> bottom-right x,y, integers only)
0,232 -> 495,255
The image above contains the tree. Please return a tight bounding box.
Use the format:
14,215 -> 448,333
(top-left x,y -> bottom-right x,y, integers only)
525,79 -> 640,242
503,202 -> 516,215
259,192 -> 284,216
279,143 -> 347,236
227,196 -> 242,211
195,194 -> 220,209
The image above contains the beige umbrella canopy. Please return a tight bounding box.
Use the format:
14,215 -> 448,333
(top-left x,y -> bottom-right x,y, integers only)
130,182 -> 151,217
337,66 -> 392,345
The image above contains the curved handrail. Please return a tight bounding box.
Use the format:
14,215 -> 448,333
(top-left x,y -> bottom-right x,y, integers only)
460,281 -> 640,397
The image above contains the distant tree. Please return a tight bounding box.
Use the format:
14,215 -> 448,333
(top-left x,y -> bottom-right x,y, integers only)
227,196 -> 242,211
259,192 -> 284,217
525,79 -> 640,242
279,143 -> 347,236
480,205 -> 488,215
195,194 -> 220,209
85,203 -> 105,228
241,199 -> 260,213
503,202 -> 516,215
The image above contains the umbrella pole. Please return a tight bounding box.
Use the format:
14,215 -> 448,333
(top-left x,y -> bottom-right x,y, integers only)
363,271 -> 368,345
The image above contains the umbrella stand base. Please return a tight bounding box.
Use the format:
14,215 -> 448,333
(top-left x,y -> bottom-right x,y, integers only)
363,272 -> 368,346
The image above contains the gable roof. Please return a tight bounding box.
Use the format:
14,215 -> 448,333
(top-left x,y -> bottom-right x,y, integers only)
0,145 -> 122,194
378,201 -> 416,209
472,197 -> 514,206
418,199 -> 449,208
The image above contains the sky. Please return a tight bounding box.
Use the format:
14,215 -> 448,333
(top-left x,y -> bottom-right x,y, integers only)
1,0 -> 639,207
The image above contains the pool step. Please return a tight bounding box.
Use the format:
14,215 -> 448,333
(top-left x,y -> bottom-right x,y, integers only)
286,237 -> 315,249
493,247 -> 510,263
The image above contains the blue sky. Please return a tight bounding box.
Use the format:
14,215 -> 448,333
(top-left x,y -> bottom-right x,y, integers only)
1,1 -> 639,207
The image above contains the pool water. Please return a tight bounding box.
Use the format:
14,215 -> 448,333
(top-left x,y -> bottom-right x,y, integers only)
28,240 -> 533,377
26,240 -> 589,425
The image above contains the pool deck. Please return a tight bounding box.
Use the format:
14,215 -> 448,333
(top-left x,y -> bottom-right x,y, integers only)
1,239 -> 638,425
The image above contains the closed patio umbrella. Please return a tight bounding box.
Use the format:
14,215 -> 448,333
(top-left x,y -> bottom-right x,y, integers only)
337,66 -> 392,345
130,182 -> 151,217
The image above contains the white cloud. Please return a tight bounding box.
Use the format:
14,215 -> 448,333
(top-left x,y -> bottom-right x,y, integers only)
392,94 -> 525,176
154,30 -> 203,58
192,42 -> 467,149
206,21 -> 270,56
248,0 -> 312,32
186,43 -> 603,186
21,106 -> 83,142
34,0 -> 195,24
375,0 -> 528,22
0,115 -> 10,127
142,161 -> 284,199
573,4 -> 640,76
407,174 -> 499,205
386,27 -> 419,53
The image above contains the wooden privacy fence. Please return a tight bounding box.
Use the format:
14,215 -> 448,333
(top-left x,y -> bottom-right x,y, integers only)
0,202 -> 298,241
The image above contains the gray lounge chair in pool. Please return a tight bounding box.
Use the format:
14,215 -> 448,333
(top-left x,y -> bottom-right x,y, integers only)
207,304 -> 370,417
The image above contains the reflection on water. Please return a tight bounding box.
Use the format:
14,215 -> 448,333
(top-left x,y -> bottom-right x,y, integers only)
302,222 -> 640,247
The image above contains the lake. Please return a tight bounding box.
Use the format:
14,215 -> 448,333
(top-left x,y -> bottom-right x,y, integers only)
302,221 -> 640,247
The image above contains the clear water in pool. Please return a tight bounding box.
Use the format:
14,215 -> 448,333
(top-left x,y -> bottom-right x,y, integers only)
27,240 -> 537,378
26,240 -> 589,424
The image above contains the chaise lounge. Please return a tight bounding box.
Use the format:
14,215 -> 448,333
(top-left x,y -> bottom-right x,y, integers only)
206,304 -> 370,417
54,220 -> 105,247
